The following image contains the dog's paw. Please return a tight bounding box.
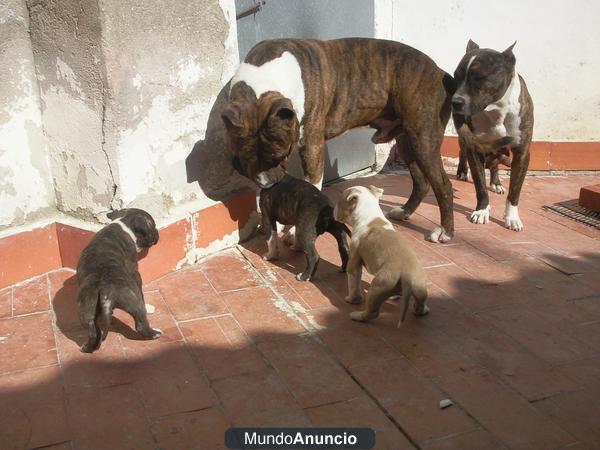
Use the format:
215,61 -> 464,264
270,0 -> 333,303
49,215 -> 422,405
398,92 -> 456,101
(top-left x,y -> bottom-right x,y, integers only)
456,171 -> 468,181
344,294 -> 363,304
490,183 -> 505,194
296,272 -> 311,282
388,206 -> 411,221
413,304 -> 430,316
470,205 -> 490,224
349,310 -> 369,322
145,304 -> 156,314
504,203 -> 523,231
80,343 -> 96,353
505,216 -> 523,231
263,251 -> 279,261
148,328 -> 163,340
428,226 -> 452,243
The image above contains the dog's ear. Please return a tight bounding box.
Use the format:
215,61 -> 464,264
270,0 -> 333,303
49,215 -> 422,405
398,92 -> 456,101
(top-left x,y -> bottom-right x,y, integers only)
266,98 -> 296,131
107,209 -> 128,220
222,103 -> 244,132
466,39 -> 480,52
368,185 -> 384,199
502,41 -> 517,65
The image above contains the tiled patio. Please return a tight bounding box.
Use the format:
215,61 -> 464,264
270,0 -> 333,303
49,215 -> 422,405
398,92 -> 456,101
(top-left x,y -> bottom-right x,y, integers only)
1,171 -> 599,450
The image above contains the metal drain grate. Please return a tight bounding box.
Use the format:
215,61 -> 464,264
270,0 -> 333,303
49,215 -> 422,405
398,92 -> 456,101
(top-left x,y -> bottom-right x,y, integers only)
543,199 -> 600,229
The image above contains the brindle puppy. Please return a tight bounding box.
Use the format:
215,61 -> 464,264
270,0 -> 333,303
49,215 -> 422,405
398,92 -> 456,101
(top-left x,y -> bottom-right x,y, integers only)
260,173 -> 350,281
77,208 -> 161,353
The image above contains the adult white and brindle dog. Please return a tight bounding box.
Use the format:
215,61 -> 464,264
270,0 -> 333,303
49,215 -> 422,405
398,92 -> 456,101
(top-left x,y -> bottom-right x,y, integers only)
451,40 -> 534,231
222,38 -> 457,243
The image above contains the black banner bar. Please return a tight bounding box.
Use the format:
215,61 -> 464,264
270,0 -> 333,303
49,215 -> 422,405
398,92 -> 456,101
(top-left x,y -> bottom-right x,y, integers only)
225,428 -> 375,449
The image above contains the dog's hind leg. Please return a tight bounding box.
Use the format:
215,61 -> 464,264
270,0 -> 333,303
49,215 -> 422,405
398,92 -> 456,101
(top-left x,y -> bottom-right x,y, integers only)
388,139 -> 430,221
78,286 -> 102,353
350,272 -> 396,323
118,288 -> 162,340
295,229 -> 319,281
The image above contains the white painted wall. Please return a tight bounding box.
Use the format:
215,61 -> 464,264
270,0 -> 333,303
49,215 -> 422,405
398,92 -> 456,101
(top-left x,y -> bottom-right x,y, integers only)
375,0 -> 600,141
0,0 -> 55,229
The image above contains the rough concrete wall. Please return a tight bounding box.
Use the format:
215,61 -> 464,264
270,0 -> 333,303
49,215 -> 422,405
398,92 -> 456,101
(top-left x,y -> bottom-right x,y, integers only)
0,0 -> 55,229
100,0 -> 244,221
374,0 -> 600,141
28,0 -> 117,220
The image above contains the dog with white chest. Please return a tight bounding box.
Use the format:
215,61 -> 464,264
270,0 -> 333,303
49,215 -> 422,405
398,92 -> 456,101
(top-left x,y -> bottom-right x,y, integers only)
76,208 -> 162,353
335,185 -> 429,326
450,40 -> 534,231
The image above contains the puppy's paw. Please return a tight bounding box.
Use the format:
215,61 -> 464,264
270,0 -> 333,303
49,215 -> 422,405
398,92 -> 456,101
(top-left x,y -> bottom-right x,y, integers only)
80,343 -> 96,353
145,304 -> 156,314
456,171 -> 468,181
388,206 -> 411,221
470,205 -> 491,224
350,310 -> 369,322
148,328 -> 163,340
263,251 -> 279,261
490,183 -> 505,195
344,294 -> 363,304
296,272 -> 311,282
413,304 -> 430,316
428,226 -> 452,243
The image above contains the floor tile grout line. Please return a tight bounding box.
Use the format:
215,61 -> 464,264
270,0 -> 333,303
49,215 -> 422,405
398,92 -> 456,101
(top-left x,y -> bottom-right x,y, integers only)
236,246 -> 426,447
0,362 -> 60,378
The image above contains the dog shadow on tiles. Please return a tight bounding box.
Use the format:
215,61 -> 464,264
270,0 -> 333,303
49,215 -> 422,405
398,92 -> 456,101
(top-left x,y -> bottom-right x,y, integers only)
5,251 -> 597,449
52,274 -> 156,348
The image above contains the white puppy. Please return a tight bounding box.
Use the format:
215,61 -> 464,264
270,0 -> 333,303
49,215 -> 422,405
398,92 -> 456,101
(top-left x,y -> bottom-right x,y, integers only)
335,185 -> 429,326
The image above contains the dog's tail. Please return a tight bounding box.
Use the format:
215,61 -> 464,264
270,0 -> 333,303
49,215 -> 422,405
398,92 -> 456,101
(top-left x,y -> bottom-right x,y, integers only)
78,284 -> 113,353
97,288 -> 113,342
398,276 -> 429,328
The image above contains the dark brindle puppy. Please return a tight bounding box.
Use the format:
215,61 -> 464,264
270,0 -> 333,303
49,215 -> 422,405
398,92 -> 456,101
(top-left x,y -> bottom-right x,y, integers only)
222,38 -> 456,243
456,144 -> 512,194
450,40 -> 534,230
77,208 -> 161,353
260,172 -> 350,281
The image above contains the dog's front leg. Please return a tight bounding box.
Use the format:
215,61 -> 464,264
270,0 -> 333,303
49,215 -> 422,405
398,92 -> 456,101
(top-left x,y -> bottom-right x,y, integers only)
504,146 -> 530,231
456,146 -> 469,181
298,135 -> 325,190
466,146 -> 491,224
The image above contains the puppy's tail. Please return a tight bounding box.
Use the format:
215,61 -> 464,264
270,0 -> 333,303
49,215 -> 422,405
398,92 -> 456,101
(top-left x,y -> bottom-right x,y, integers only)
398,280 -> 413,328
97,289 -> 113,342
398,276 -> 429,328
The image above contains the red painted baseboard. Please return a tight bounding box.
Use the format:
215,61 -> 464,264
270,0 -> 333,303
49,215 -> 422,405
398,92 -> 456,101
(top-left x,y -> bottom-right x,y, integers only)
441,136 -> 600,171
0,190 -> 257,290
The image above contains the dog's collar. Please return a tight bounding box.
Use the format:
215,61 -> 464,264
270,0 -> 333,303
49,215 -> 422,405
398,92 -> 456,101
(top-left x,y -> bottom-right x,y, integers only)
112,219 -> 141,253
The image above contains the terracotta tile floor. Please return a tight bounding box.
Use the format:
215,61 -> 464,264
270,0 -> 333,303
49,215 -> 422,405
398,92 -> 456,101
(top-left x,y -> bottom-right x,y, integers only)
1,171 -> 600,450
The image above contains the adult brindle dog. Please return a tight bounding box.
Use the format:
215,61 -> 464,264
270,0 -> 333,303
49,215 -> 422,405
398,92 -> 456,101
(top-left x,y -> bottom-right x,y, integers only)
222,38 -> 456,243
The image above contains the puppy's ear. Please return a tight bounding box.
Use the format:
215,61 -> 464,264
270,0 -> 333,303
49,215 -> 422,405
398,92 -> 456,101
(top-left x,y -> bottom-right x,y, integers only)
466,39 -> 480,52
503,41 -> 517,65
222,104 -> 244,131
107,209 -> 128,220
368,185 -> 384,199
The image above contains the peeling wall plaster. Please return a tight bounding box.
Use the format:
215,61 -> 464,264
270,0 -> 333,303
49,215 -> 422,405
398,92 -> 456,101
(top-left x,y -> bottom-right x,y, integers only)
0,0 -> 55,229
